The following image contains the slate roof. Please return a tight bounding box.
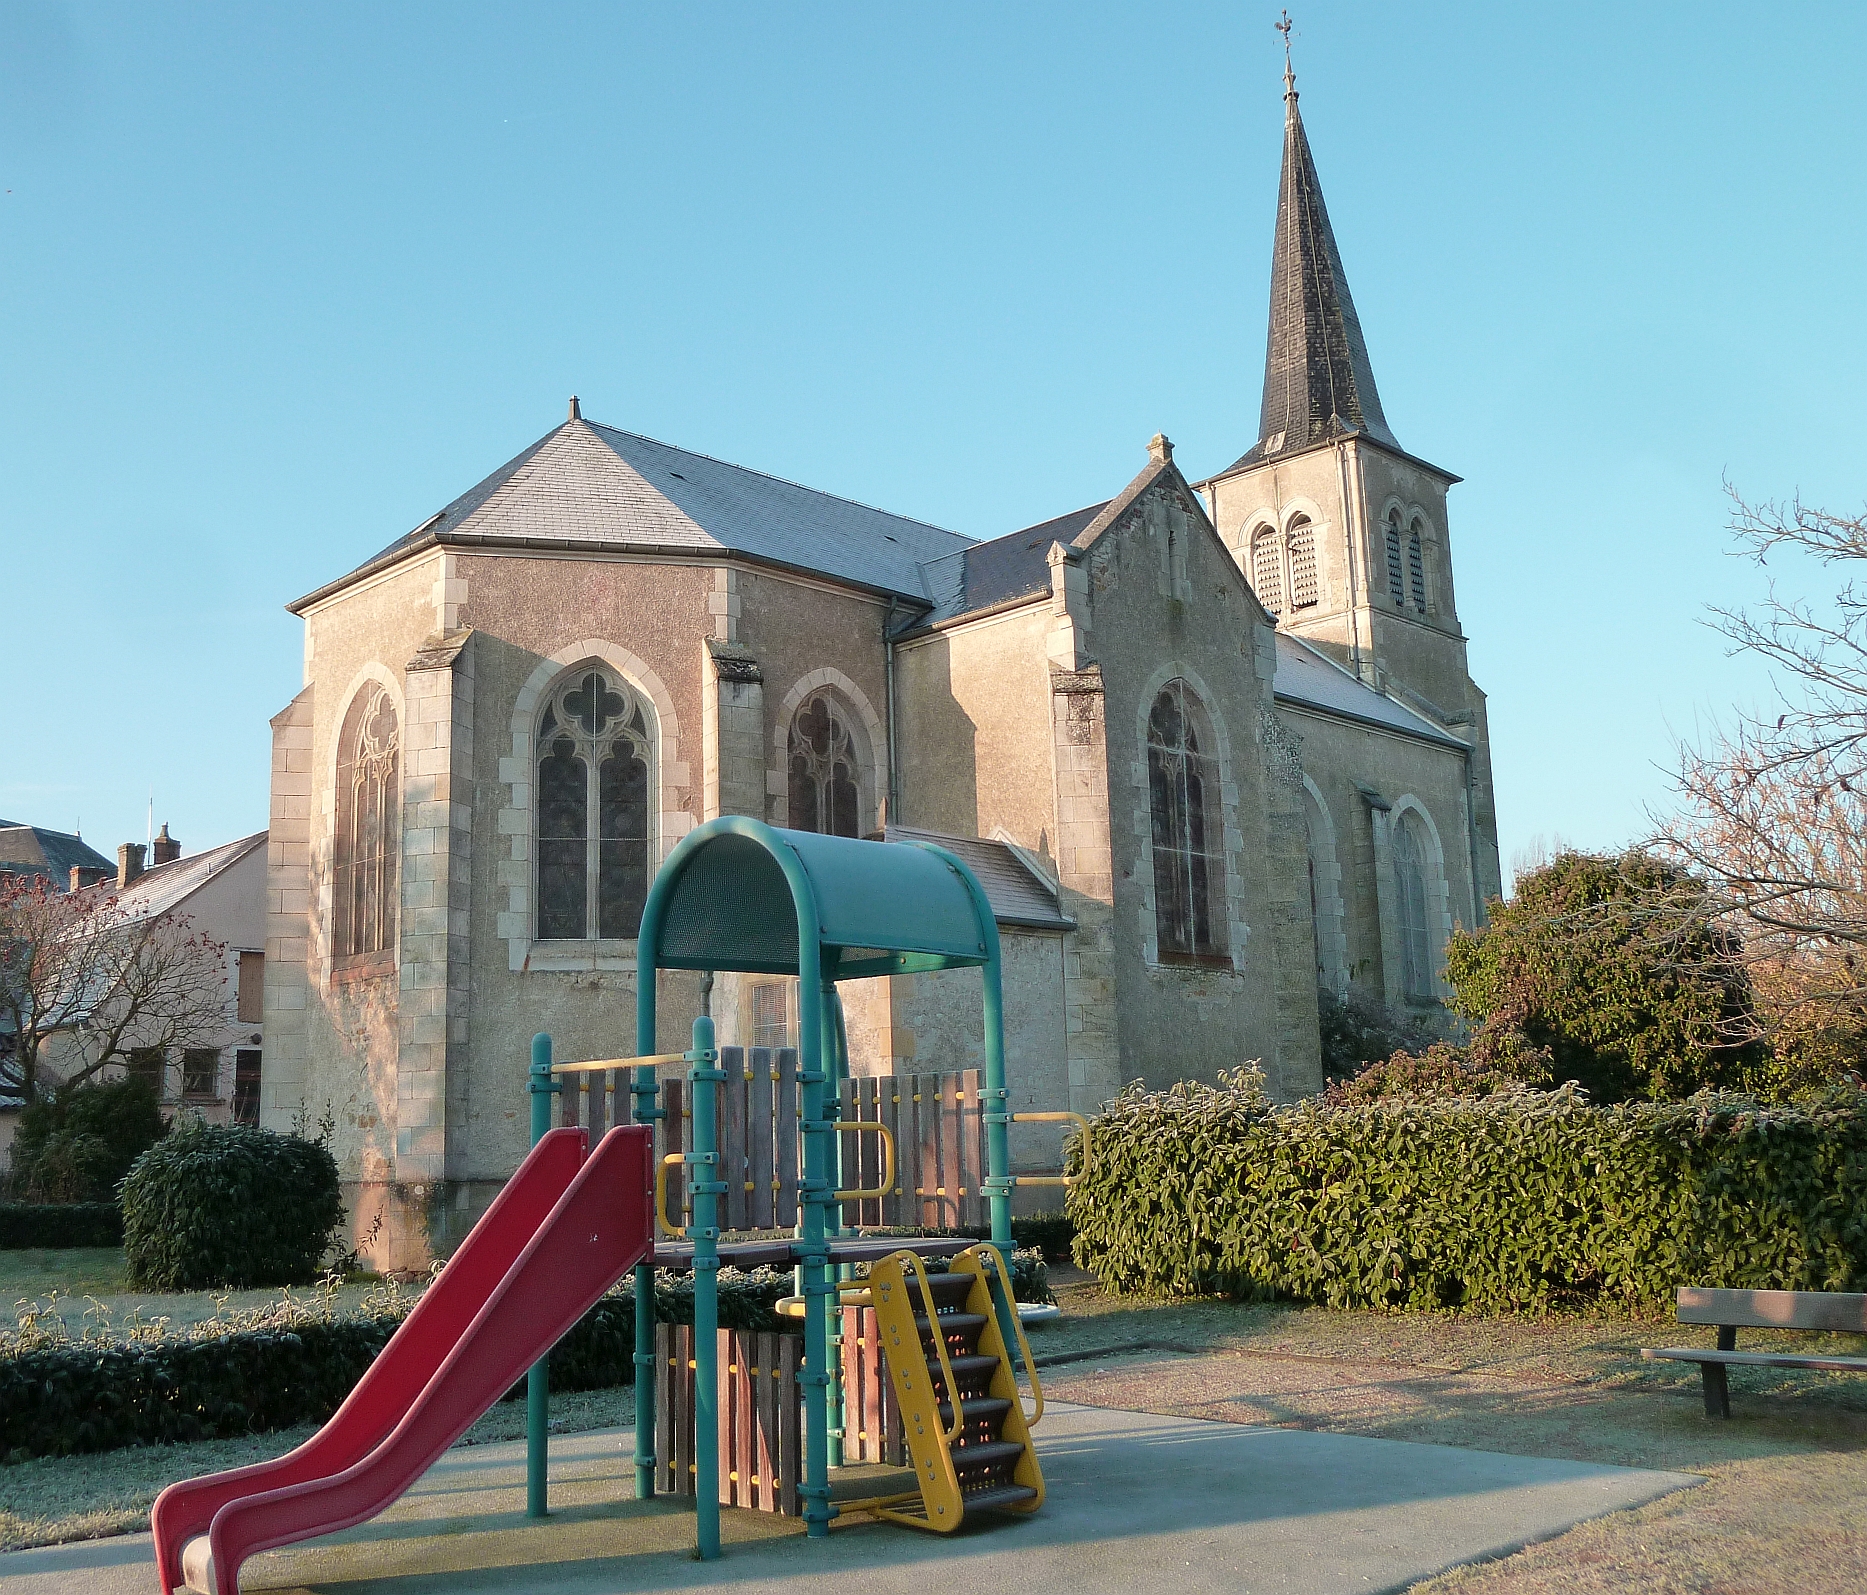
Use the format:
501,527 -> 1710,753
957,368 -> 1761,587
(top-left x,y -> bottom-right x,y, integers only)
914,502 -> 1110,628
880,826 -> 1073,932
95,831 -> 268,922
294,419 -> 974,612
0,824 -> 113,890
1273,634 -> 1465,748
1222,83 -> 1400,476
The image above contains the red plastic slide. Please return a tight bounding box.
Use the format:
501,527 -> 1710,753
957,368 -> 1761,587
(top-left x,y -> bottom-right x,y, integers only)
153,1123 -> 653,1595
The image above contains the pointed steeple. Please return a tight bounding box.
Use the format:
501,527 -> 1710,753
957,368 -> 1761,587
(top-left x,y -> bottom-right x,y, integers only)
1230,62 -> 1399,471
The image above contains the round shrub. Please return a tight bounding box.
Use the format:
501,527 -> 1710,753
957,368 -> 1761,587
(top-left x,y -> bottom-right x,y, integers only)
121,1121 -> 345,1289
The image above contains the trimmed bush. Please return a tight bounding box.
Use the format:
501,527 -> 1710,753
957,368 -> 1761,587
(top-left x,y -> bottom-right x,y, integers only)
1068,1069 -> 1867,1311
0,1202 -> 124,1249
121,1122 -> 345,1289
10,1078 -> 165,1203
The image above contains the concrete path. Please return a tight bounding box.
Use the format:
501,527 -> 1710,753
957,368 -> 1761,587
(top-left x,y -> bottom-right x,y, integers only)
1,1403 -> 1698,1595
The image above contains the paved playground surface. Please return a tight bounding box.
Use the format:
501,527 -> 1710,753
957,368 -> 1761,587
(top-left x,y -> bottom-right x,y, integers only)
0,1402 -> 1697,1595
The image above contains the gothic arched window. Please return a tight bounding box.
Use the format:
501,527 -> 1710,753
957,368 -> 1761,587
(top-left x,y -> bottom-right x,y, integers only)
1147,680 -> 1227,960
1287,516 -> 1318,609
1385,510 -> 1406,605
1393,811 -> 1434,997
334,685 -> 399,966
1251,527 -> 1283,615
788,692 -> 861,837
1407,521 -> 1427,612
536,667 -> 653,940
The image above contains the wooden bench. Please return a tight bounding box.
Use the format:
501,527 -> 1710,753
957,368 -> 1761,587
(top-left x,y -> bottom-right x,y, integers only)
1642,1287 -> 1867,1417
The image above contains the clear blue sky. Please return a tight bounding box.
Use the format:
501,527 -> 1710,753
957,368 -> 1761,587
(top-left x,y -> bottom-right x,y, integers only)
4,2 -> 1863,891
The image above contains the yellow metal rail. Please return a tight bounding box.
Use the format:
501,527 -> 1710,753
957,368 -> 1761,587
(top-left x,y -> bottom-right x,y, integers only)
1010,1110 -> 1093,1188
834,1120 -> 897,1203
551,1051 -> 687,1076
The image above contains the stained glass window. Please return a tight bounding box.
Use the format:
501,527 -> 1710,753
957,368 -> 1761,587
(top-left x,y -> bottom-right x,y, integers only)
1393,812 -> 1434,997
1147,680 -> 1227,960
787,692 -> 861,838
334,685 -> 399,964
535,668 -> 652,939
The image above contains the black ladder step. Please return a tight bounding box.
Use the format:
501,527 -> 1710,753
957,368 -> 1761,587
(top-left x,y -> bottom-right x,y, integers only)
914,1311 -> 989,1337
949,1438 -> 1026,1471
936,1395 -> 1012,1426
959,1482 -> 1040,1511
928,1353 -> 1000,1380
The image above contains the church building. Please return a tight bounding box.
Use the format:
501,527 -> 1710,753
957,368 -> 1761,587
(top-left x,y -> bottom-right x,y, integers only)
263,71 -> 1501,1260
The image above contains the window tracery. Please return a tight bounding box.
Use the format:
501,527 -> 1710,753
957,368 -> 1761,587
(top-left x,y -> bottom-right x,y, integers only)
1393,811 -> 1434,997
1147,680 -> 1227,960
535,667 -> 652,940
334,685 -> 399,965
787,691 -> 861,837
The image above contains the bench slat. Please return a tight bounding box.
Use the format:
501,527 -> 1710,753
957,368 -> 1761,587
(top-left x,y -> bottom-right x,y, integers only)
1643,1346 -> 1867,1374
1676,1288 -> 1867,1333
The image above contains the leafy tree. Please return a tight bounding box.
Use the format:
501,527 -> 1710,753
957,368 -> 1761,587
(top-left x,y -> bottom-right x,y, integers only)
10,1076 -> 166,1202
1441,850 -> 1768,1102
1316,986 -> 1437,1082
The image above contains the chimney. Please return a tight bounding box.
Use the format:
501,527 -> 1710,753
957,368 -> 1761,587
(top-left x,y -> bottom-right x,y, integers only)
152,823 -> 180,866
118,843 -> 146,889
70,866 -> 84,892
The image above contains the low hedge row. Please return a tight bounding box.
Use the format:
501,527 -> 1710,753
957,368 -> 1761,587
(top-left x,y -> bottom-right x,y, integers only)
1067,1071 -> 1867,1311
0,1203 -> 123,1249
2,1246 -> 1049,1461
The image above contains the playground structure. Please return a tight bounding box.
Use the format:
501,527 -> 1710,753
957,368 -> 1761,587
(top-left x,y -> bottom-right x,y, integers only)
153,818 -> 1082,1589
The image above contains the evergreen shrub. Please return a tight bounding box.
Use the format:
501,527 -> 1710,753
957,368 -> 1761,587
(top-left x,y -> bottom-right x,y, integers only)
0,1202 -> 124,1249
9,1078 -> 165,1203
1067,1068 -> 1867,1310
120,1122 -> 345,1289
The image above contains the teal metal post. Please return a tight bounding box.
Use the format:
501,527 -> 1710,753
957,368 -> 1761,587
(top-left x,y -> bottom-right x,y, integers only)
629,1023 -> 661,1504
823,984 -> 846,1472
687,1016 -> 725,1560
525,1033 -> 560,1518
980,948 -> 1013,1253
797,955 -> 832,1536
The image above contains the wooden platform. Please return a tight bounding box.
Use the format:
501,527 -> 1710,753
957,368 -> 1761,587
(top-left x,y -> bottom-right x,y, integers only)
652,1235 -> 977,1272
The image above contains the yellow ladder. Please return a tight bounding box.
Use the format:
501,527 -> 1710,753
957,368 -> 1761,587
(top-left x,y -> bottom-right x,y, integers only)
857,1245 -> 1044,1532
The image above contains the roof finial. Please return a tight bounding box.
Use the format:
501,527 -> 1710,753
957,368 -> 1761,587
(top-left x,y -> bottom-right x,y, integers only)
1276,9 -> 1296,101
568,395 -> 582,421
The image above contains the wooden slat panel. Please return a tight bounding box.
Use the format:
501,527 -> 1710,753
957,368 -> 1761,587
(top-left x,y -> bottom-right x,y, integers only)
774,1047 -> 799,1230
859,1077 -> 882,1228
755,1330 -> 779,1512
655,1322 -> 673,1494
1678,1287 -> 1867,1332
666,1078 -> 688,1229
719,1329 -> 736,1506
748,1048 -> 775,1230
881,1076 -> 904,1227
720,1046 -> 747,1232
778,1334 -> 801,1517
960,1067 -> 982,1229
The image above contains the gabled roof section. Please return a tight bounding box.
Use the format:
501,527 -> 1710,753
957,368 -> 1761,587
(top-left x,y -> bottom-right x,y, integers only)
914,501 -> 1109,628
1225,77 -> 1400,475
93,831 -> 268,922
0,824 -> 113,889
1274,634 -> 1465,749
880,825 -> 1073,932
292,417 -> 975,612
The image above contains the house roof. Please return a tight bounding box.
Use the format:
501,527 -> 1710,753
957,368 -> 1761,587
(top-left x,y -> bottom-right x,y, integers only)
914,501 -> 1110,628
1273,634 -> 1466,748
293,418 -> 975,612
0,824 -> 113,890
94,831 -> 268,922
880,825 -> 1073,933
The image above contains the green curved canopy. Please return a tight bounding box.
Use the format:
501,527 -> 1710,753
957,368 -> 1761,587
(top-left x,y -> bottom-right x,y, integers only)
647,818 -> 996,980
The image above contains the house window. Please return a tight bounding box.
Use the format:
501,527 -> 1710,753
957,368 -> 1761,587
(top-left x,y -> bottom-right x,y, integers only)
1385,511 -> 1406,605
1146,680 -> 1227,961
334,685 -> 400,966
128,1047 -> 167,1097
1288,517 -> 1318,608
1393,812 -> 1434,998
787,692 -> 861,837
232,1049 -> 262,1126
1408,522 -> 1427,612
749,981 -> 795,1050
236,950 -> 265,1024
181,1048 -> 220,1098
536,667 -> 654,940
1251,527 -> 1283,615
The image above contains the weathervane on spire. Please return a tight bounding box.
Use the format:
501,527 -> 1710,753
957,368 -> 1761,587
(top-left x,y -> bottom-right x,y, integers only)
1276,9 -> 1297,99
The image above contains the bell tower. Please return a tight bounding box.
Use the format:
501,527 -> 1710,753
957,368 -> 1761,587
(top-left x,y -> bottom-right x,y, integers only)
1197,52 -> 1474,729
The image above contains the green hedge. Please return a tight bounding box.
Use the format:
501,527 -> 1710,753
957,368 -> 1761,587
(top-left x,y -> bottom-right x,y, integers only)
0,1203 -> 123,1249
1067,1071 -> 1867,1311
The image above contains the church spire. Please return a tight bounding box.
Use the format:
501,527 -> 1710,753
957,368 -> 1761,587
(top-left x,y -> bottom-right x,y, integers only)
1233,33 -> 1400,470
